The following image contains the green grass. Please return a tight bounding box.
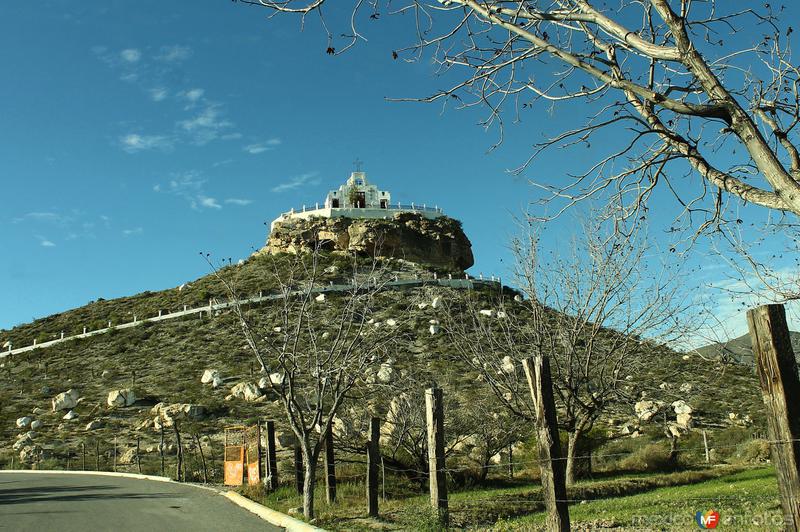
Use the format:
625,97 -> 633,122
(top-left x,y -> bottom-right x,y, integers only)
239,465 -> 773,531
494,467 -> 781,531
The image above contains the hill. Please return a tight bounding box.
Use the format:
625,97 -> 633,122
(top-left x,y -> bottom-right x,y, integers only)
0,243 -> 771,531
692,331 -> 800,364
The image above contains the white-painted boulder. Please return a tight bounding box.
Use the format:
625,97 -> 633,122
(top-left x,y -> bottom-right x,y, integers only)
315,293 -> 326,302
269,372 -> 285,386
386,318 -> 397,327
85,419 -> 103,431
429,324 -> 440,335
514,295 -> 523,302
479,309 -> 495,317
201,369 -> 220,385
377,364 -> 395,383
231,382 -> 263,402
30,420 -> 43,430
16,416 -> 31,428
107,389 -> 136,408
52,389 -> 80,411
431,296 -> 441,309
672,400 -> 693,415
63,410 -> 78,421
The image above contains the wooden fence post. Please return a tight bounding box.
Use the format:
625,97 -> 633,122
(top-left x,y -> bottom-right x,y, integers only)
366,417 -> 380,517
325,427 -> 337,504
173,423 -> 183,482
294,444 -> 304,494
522,356 -> 570,532
160,423 -> 166,477
747,304 -> 800,530
265,420 -> 278,490
136,437 -> 142,474
425,386 -> 448,527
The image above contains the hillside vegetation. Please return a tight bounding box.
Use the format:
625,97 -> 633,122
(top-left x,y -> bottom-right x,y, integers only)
0,250 -> 774,529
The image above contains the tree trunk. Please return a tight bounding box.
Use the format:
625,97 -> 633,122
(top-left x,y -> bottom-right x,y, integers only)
565,431 -> 579,486
302,453 -> 318,520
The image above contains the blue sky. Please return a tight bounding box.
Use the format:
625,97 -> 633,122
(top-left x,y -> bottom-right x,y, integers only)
1,1 -> 798,341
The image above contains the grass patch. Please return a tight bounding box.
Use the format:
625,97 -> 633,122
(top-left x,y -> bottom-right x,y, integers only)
494,467 -> 781,531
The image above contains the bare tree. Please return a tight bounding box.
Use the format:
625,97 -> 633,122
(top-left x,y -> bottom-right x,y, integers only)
234,1 -> 799,234
207,244 -> 398,519
441,216 -> 696,484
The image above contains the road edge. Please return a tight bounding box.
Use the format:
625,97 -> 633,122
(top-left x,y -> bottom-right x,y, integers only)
0,469 -> 323,530
224,491 -> 325,532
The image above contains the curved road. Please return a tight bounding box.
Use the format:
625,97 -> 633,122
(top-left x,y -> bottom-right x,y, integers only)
0,472 -> 283,532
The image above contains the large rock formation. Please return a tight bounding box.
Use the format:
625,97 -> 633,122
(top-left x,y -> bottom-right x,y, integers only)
262,212 -> 474,271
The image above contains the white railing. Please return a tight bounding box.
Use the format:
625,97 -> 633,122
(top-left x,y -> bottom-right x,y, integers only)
1,273 -> 507,359
279,202 -> 444,218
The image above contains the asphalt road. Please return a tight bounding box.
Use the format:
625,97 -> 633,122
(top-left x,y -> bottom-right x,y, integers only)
0,472 -> 283,532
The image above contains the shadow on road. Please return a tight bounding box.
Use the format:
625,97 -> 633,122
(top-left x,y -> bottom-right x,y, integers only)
0,481 -> 175,505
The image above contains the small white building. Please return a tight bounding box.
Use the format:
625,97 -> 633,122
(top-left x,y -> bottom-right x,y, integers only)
270,171 -> 443,230
326,172 -> 390,209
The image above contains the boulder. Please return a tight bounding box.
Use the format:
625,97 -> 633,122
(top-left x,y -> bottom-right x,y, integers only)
15,416 -> 31,429
479,309 -> 495,317
676,413 -> 693,429
671,400 -> 693,415
212,375 -> 223,388
377,364 -> 395,383
231,382 -> 263,402
514,295 -> 523,302
429,324 -> 440,335
500,356 -> 515,374
107,389 -> 136,408
52,389 -> 80,411
431,296 -> 441,309
30,420 -> 43,430
13,435 -> 33,451
63,410 -> 78,420
19,445 -> 39,463
386,318 -> 398,327
315,293 -> 326,302
201,369 -> 220,385
634,400 -> 660,423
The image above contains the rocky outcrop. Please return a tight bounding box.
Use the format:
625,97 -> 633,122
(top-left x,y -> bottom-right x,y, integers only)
262,212 -> 474,271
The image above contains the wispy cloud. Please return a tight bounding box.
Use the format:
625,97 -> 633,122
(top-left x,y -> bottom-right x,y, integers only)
34,235 -> 56,247
272,172 -> 321,193
155,45 -> 192,62
178,104 -> 233,145
120,133 -> 173,153
225,198 -> 253,206
122,227 -> 143,236
198,196 -> 221,209
12,212 -> 59,224
244,138 -> 282,154
148,87 -> 168,102
154,171 -> 223,211
179,88 -> 205,105
120,48 -> 141,63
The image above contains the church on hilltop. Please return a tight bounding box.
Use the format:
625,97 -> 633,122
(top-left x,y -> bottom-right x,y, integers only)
264,169 -> 473,271
270,171 -> 444,231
